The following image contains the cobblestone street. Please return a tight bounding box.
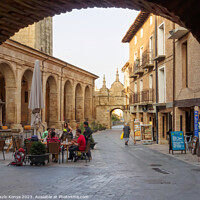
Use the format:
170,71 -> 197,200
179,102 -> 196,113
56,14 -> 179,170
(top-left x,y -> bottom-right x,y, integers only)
0,128 -> 200,200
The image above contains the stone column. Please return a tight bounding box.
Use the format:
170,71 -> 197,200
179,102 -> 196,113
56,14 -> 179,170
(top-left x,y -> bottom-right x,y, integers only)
82,84 -> 86,122
41,73 -> 47,124
71,81 -> 76,129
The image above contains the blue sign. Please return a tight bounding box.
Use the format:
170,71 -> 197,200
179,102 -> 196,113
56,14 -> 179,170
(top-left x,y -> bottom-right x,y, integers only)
194,110 -> 199,137
171,131 -> 185,151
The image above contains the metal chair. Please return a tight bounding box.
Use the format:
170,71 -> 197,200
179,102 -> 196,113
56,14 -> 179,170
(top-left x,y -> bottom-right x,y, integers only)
0,138 -> 6,160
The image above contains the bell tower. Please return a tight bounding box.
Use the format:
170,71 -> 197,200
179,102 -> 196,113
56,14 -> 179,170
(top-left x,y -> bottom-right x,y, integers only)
11,17 -> 53,55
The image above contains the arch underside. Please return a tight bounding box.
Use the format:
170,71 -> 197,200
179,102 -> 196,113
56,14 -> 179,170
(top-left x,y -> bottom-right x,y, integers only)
0,0 -> 199,44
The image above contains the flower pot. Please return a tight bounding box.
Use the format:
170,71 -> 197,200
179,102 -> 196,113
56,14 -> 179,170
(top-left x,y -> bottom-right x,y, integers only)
28,153 -> 49,166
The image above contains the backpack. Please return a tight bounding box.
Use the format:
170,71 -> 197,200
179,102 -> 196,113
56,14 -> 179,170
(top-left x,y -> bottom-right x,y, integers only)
9,148 -> 26,166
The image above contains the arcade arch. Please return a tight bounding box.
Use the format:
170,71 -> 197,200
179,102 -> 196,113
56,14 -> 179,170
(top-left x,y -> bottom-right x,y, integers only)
84,86 -> 91,121
45,76 -> 58,126
75,83 -> 83,122
0,62 -> 16,126
64,80 -> 73,122
21,69 -> 33,125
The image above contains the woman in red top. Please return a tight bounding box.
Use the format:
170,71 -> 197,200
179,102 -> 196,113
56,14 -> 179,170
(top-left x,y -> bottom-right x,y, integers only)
69,129 -> 86,161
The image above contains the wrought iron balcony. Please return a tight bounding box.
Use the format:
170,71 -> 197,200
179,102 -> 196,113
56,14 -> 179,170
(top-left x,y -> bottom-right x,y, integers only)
129,89 -> 154,105
142,49 -> 154,69
134,59 -> 144,75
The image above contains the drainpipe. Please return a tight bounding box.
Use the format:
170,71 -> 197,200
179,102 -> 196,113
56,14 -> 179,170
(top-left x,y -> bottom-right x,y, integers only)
155,15 -> 159,144
172,23 -> 176,131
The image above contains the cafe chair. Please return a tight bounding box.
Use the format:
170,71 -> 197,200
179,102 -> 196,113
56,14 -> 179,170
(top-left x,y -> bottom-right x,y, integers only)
48,142 -> 61,164
74,141 -> 91,163
0,138 -> 6,160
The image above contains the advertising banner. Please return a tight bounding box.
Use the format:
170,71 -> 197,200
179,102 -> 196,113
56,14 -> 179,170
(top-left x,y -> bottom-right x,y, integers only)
194,110 -> 199,137
170,131 -> 185,151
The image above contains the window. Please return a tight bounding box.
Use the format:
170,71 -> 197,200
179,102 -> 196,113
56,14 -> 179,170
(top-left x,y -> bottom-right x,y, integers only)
149,74 -> 153,89
135,36 -> 137,44
134,52 -> 137,61
140,46 -> 143,65
149,36 -> 153,64
150,16 -> 153,26
140,79 -> 143,92
158,66 -> 166,103
158,23 -> 165,55
162,116 -> 165,138
141,28 -> 143,38
134,82 -> 137,93
182,41 -> 188,88
180,115 -> 183,131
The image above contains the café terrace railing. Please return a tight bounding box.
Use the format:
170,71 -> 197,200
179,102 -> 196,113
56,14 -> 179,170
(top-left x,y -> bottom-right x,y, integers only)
129,89 -> 154,105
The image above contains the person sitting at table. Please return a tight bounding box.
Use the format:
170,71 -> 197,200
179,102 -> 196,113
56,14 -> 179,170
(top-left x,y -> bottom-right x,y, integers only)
68,129 -> 86,161
60,122 -> 73,141
41,128 -> 51,139
47,131 -> 60,162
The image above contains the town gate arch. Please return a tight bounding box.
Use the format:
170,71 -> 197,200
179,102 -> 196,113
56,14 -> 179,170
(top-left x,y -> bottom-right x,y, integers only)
95,71 -> 127,129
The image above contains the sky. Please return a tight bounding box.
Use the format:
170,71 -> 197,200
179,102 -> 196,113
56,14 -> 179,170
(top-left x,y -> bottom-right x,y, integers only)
53,8 -> 139,89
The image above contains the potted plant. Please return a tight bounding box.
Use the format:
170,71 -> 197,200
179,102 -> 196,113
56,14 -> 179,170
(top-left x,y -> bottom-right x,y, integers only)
28,141 -> 49,166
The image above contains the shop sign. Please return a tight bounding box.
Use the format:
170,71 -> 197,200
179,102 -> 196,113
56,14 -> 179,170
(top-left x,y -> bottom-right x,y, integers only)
194,110 -> 199,137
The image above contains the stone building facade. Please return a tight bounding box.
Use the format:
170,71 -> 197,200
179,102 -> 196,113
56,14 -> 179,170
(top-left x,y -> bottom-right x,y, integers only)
122,11 -> 200,144
122,13 -> 157,139
11,17 -> 53,56
95,70 -> 127,129
0,39 -> 98,130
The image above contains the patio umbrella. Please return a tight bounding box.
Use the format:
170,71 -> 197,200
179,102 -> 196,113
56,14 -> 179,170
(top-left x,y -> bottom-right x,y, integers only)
28,60 -> 44,134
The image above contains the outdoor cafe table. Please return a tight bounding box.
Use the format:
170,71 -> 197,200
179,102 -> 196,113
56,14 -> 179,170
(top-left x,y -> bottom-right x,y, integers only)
62,142 -> 73,163
42,141 -> 73,163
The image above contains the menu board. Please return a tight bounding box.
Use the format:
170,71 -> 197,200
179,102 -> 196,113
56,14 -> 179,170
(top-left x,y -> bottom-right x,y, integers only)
134,120 -> 141,140
170,131 -> 185,151
141,125 -> 153,141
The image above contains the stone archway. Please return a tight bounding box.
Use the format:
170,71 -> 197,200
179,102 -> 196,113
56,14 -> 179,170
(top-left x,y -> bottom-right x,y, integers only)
21,69 -> 33,125
75,83 -> 83,122
0,62 -> 16,126
45,76 -> 58,126
0,72 -> 5,126
0,1 -> 200,44
84,86 -> 91,121
64,80 -> 73,122
110,107 -> 125,129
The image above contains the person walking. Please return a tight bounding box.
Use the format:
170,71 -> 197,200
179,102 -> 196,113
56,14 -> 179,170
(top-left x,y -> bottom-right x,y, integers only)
123,123 -> 131,146
83,121 -> 93,159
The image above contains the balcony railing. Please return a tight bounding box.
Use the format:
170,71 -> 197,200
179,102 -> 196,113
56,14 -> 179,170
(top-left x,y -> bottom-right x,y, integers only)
134,59 -> 144,75
129,89 -> 154,104
141,49 -> 154,69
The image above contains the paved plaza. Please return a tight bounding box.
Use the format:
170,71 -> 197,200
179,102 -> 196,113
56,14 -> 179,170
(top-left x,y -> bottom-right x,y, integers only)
0,128 -> 200,200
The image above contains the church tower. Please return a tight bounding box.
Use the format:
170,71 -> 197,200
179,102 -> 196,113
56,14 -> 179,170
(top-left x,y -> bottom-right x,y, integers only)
11,17 -> 53,55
